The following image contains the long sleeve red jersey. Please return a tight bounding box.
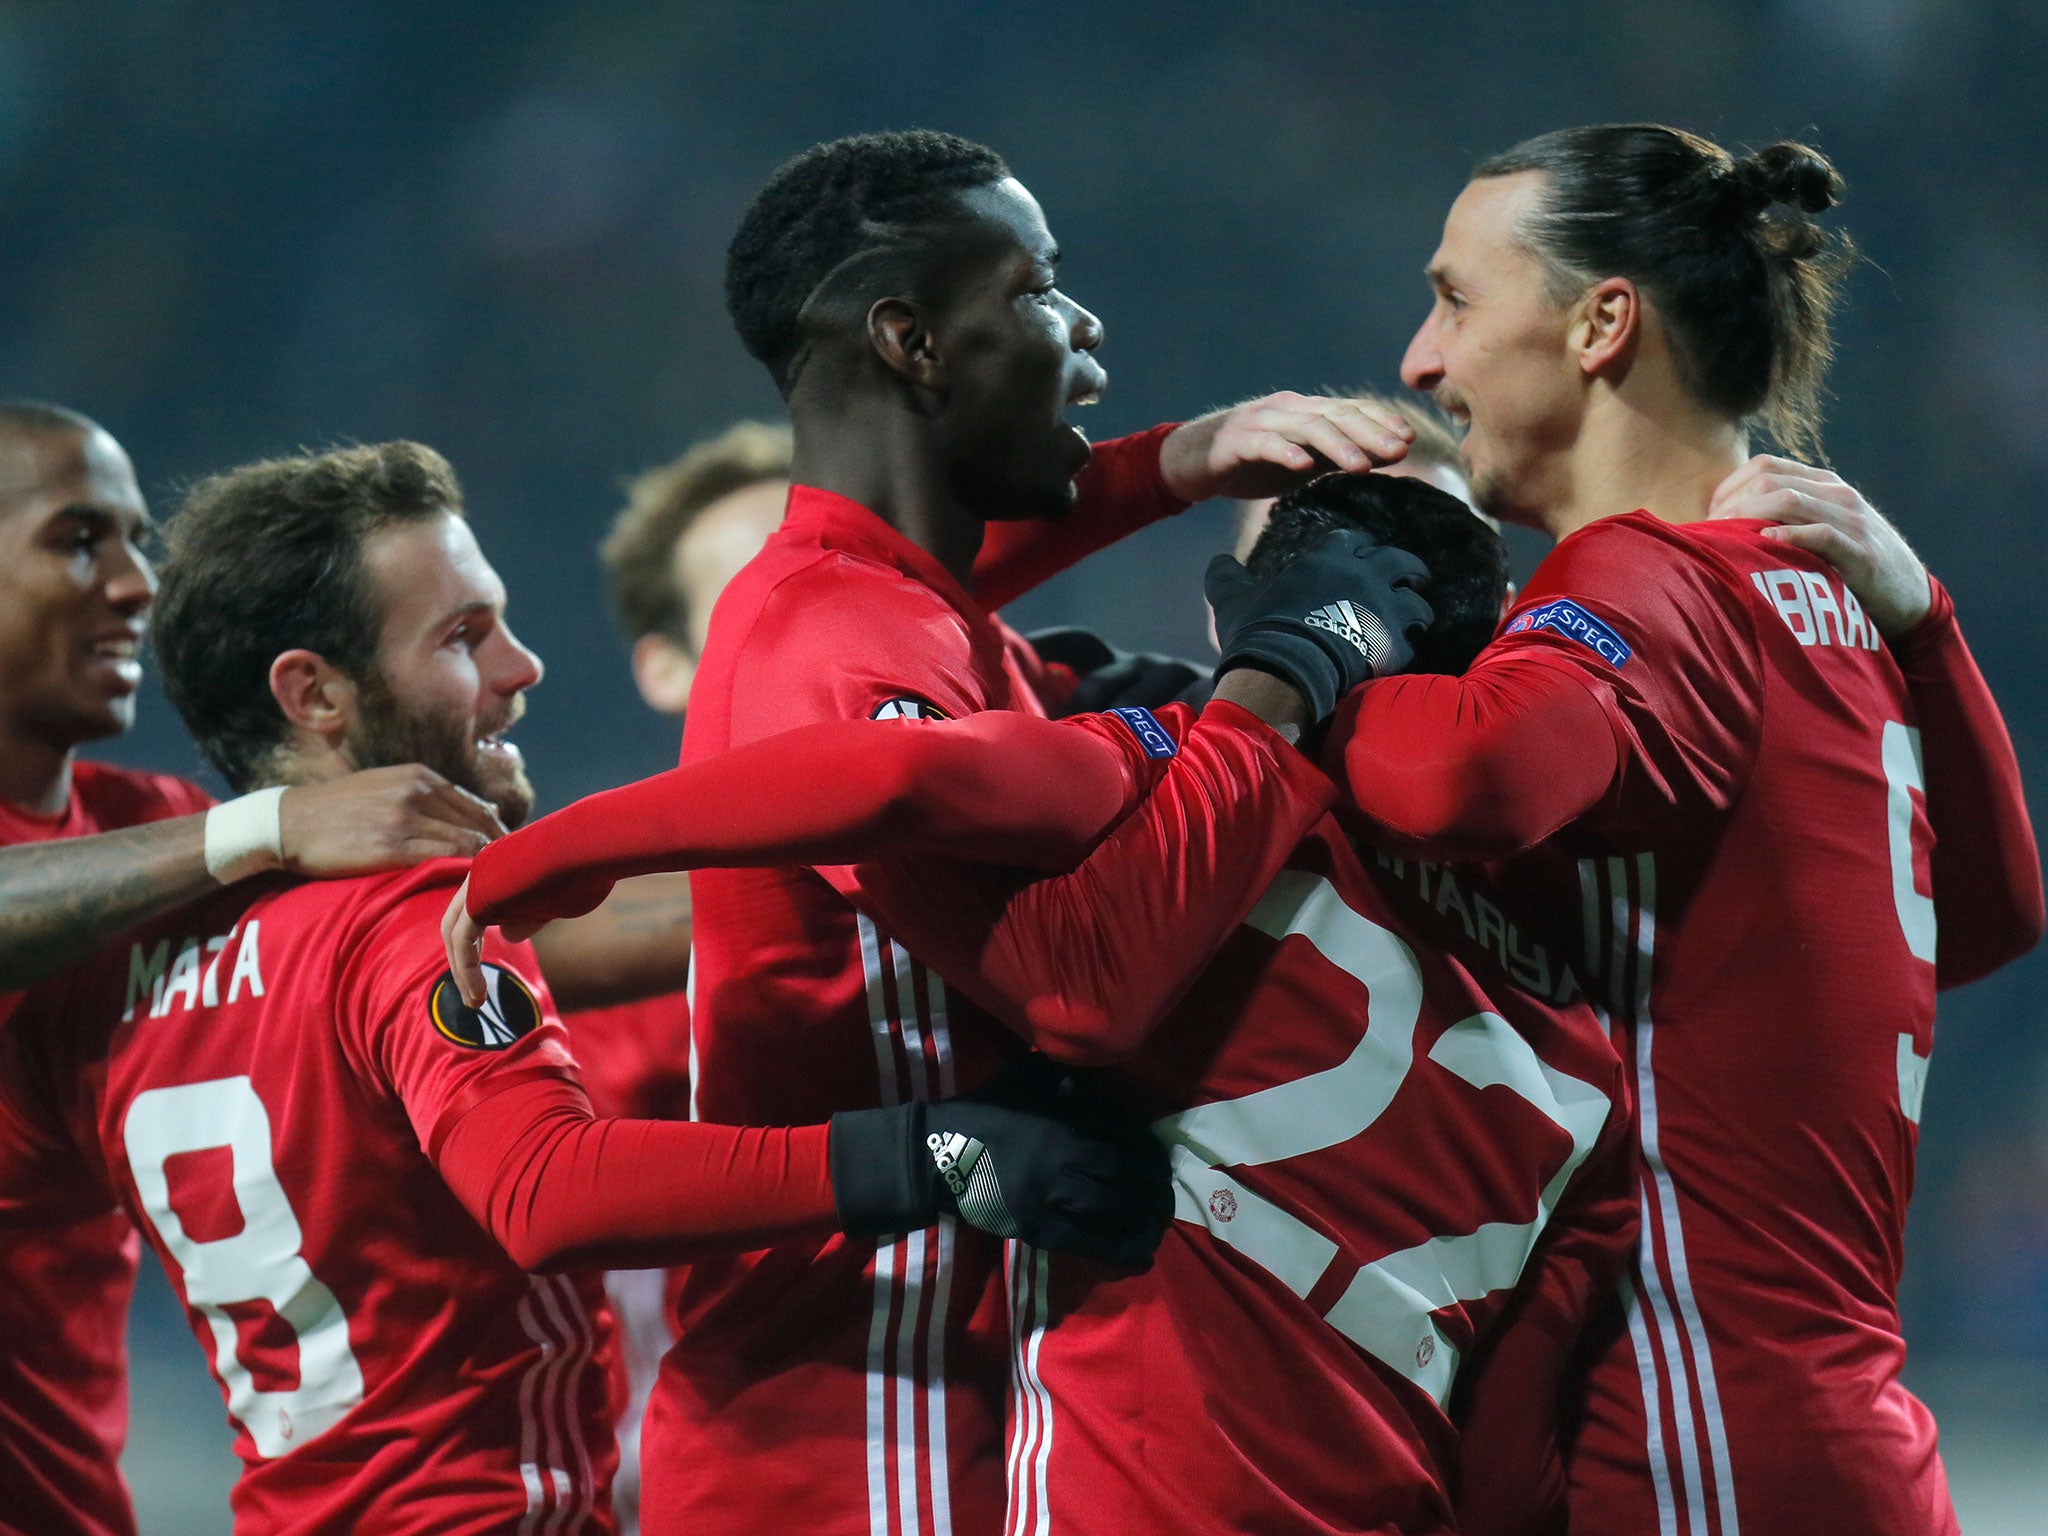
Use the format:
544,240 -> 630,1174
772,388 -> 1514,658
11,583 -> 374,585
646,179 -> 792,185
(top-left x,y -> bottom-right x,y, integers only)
657,431 -> 1350,1536
0,861 -> 850,1536
1325,512 -> 2041,1536
0,761 -> 213,1536
466,693 -> 1640,1533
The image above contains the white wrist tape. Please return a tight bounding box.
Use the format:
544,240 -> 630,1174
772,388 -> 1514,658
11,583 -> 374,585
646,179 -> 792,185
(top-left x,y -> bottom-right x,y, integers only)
204,787 -> 288,884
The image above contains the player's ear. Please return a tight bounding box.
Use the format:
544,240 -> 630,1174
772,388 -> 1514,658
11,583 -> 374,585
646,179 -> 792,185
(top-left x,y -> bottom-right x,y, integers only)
1573,276 -> 1640,380
268,649 -> 355,743
867,296 -> 946,392
630,633 -> 696,717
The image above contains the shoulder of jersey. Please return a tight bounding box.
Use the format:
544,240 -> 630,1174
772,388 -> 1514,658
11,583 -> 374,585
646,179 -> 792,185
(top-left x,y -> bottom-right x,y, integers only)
1540,508 -> 1752,593
705,545 -> 947,663
71,760 -> 216,824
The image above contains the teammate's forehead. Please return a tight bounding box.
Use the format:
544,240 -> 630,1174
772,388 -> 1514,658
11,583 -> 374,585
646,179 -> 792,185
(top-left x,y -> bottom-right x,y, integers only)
362,510 -> 507,628
1434,173 -> 1545,276
954,177 -> 1058,268
0,424 -> 145,527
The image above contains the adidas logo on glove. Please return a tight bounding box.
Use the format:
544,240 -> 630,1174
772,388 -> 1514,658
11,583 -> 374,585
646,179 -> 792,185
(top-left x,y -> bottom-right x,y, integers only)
1304,600 -> 1396,671
927,1130 -> 982,1198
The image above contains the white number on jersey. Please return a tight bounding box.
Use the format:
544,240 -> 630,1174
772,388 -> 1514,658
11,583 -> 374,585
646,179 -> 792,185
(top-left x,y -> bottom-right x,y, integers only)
1153,870 -> 1614,1405
1880,720 -> 1936,1123
124,1076 -> 364,1457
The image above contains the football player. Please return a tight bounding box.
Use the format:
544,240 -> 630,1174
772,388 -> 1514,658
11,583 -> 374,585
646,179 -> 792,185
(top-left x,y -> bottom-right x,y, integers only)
0,439 -> 1176,1535
523,127 -> 1440,1536
1329,124 -> 2042,1535
454,469 -> 1644,1534
0,402 -> 503,1536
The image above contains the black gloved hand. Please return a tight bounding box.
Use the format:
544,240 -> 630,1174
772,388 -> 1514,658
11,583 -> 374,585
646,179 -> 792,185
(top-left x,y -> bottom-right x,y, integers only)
1205,527 -> 1434,725
1028,627 -> 1210,716
829,1055 -> 1172,1266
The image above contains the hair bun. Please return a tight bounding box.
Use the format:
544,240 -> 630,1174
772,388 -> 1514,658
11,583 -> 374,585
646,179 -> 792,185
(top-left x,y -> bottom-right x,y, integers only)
1736,142 -> 1841,214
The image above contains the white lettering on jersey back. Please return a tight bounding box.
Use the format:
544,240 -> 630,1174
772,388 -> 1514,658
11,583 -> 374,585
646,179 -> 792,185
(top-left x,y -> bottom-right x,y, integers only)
1750,568 -> 1882,650
1373,850 -> 1580,1006
126,920 -> 264,1022
1155,869 -> 1616,1404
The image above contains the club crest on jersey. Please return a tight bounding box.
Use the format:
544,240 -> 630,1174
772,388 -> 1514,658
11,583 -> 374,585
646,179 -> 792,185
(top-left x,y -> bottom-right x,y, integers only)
1505,598 -> 1632,667
871,697 -> 949,722
428,965 -> 541,1050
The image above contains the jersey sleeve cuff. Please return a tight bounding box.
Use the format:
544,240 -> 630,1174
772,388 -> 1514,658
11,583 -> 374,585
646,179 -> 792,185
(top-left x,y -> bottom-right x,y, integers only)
1885,573 -> 1958,669
1203,697 -> 1339,813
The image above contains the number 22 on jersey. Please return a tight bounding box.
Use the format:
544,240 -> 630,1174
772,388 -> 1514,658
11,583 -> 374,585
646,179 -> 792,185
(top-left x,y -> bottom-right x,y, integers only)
1154,870 -> 1615,1405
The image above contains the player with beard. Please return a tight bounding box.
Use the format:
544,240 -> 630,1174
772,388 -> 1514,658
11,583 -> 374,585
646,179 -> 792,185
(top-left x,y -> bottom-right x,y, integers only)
454,470 -> 1641,1535
1317,126 -> 2041,1535
0,404 -> 516,1536
0,439 -> 1179,1536
448,129 -> 1440,1536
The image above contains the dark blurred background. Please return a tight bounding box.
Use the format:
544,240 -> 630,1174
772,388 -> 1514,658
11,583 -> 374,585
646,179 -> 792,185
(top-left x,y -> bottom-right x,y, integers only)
4,1 -> 2042,1528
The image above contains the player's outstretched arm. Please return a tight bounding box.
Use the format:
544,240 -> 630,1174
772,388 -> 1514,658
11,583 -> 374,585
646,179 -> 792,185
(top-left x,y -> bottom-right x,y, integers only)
970,394 -> 1419,610
446,708 -> 1152,1004
431,1045 -> 1170,1270
0,766 -> 502,992
838,687 -> 1336,1066
1329,518 -> 1765,863
1710,457 -> 2044,983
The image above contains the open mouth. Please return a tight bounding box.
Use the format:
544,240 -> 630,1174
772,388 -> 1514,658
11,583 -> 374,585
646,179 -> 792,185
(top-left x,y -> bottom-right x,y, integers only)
86,632 -> 144,689
475,725 -> 523,764
1059,367 -> 1107,451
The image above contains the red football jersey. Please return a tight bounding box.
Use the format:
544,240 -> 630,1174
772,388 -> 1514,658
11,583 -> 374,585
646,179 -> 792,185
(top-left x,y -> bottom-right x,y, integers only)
837,706 -> 1636,1534
1346,513 -> 1956,1536
658,435 -> 1192,1536
0,759 -> 212,1536
0,863 -> 618,1536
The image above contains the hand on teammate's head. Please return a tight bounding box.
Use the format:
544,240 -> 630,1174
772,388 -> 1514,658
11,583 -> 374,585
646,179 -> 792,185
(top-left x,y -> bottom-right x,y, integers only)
1159,392 -> 1418,505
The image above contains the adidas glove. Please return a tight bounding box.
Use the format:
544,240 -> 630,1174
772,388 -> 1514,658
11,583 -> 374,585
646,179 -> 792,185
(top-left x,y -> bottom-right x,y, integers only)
829,1056 -> 1172,1266
1206,527 -> 1434,725
1028,627 -> 1210,715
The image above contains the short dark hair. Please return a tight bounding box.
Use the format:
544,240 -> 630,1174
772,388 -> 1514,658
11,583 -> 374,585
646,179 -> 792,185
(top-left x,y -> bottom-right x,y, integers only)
153,442 -> 462,792
726,130 -> 1011,394
599,421 -> 791,648
1475,124 -> 1853,460
1247,472 -> 1507,676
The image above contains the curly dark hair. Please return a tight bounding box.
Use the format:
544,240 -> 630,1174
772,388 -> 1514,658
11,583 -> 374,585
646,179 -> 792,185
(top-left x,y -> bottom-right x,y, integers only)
1247,472 -> 1508,677
726,130 -> 1011,394
1475,124 -> 1854,460
153,442 -> 462,791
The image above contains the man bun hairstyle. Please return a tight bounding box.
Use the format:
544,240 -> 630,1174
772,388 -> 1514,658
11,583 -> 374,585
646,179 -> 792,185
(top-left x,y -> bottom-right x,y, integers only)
727,130 -> 1011,395
1475,124 -> 1854,460
152,442 -> 462,793
1247,472 -> 1508,677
